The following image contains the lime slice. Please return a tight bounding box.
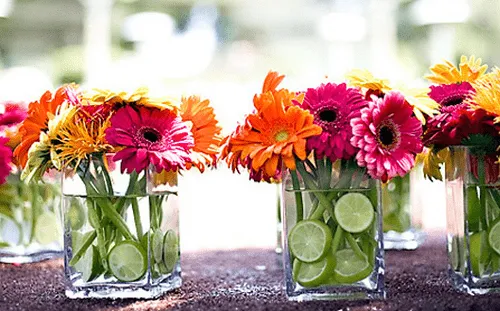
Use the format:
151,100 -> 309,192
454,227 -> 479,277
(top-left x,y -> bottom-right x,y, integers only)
0,215 -> 22,246
295,254 -> 336,287
334,249 -> 372,283
489,221 -> 500,256
152,229 -> 164,264
34,211 -> 60,245
108,241 -> 147,282
334,193 -> 374,233
68,199 -> 86,231
158,262 -> 169,275
141,230 -> 152,254
72,243 -> 102,282
292,259 -> 301,282
289,220 -> 332,263
470,231 -> 489,277
163,230 -> 179,273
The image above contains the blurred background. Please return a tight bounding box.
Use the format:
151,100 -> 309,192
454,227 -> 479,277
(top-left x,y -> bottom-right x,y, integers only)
0,0 -> 496,251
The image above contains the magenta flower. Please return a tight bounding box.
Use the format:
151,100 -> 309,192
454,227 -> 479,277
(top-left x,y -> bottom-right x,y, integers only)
0,103 -> 27,129
350,91 -> 423,182
105,106 -> 194,174
0,137 -> 12,184
299,83 -> 367,161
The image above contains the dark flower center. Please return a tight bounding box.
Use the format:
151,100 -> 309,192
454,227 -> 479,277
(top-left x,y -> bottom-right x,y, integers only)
442,94 -> 465,107
319,109 -> 337,122
377,120 -> 400,150
379,126 -> 394,146
143,129 -> 160,143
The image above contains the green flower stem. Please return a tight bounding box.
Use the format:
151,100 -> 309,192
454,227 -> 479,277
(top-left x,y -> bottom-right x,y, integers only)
96,227 -> 108,271
306,199 -> 320,219
150,196 -> 158,230
29,182 -> 41,243
345,232 -> 366,260
330,226 -> 344,254
478,157 -> 488,230
290,170 -> 304,223
69,231 -> 97,266
95,197 -> 135,241
309,191 -> 338,220
98,157 -> 114,196
131,198 -> 143,240
316,158 -> 325,188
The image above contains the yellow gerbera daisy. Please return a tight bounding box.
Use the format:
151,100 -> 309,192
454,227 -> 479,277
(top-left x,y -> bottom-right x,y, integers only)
84,87 -> 180,112
345,69 -> 392,95
421,147 -> 450,181
426,55 -> 488,84
468,67 -> 500,122
396,85 -> 439,124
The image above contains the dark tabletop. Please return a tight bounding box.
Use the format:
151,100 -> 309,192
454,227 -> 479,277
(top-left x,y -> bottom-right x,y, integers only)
1,234 -> 500,311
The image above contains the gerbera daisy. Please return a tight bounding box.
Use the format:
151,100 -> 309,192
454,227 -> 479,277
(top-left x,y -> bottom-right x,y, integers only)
351,91 -> 423,182
253,71 -> 304,112
468,68 -> 500,122
105,106 -> 194,174
221,95 -> 322,178
86,87 -> 180,113
0,103 -> 27,129
428,82 -> 474,109
0,137 -> 12,184
426,55 -> 488,84
345,69 -> 392,98
299,82 -> 366,161
396,85 -> 439,124
14,85 -> 76,167
180,95 -> 222,172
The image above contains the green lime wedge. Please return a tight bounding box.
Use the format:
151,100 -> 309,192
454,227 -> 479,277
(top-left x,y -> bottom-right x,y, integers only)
108,241 -> 147,282
68,199 -> 86,231
152,229 -> 164,264
470,231 -> 489,277
289,220 -> 332,263
72,243 -> 102,282
334,249 -> 372,283
489,221 -> 500,256
163,230 -> 179,273
295,254 -> 336,287
34,211 -> 60,245
334,193 -> 374,233
0,215 -> 22,246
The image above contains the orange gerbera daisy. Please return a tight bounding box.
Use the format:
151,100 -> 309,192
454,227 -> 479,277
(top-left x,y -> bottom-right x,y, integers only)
253,71 -> 304,113
222,92 -> 322,177
14,85 -> 76,167
180,95 -> 222,172
426,55 -> 488,84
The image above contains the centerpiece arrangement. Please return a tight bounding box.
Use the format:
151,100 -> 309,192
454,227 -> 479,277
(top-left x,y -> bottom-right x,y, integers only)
346,69 -> 438,250
16,85 -> 222,299
0,100 -> 61,263
221,71 -> 424,300
422,55 -> 500,294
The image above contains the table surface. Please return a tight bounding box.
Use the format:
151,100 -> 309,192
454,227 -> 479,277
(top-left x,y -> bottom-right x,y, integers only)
1,234 -> 500,311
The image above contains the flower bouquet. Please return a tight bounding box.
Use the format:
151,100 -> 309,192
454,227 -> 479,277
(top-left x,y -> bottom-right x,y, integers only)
0,101 -> 61,263
346,69 -> 437,250
221,72 -> 424,300
422,55 -> 500,294
16,85 -> 222,298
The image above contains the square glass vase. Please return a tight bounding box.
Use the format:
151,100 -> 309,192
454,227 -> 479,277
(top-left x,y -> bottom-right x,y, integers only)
281,159 -> 385,301
0,172 -> 63,263
62,154 -> 181,299
446,146 -> 500,294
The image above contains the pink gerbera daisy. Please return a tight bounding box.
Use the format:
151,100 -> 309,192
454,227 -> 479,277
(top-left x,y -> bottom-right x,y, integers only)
105,106 -> 194,174
428,82 -> 474,112
300,83 -> 367,161
0,137 -> 12,185
351,91 -> 423,182
0,103 -> 27,128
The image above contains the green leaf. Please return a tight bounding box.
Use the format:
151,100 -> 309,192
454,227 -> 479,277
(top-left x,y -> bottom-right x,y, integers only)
461,134 -> 498,156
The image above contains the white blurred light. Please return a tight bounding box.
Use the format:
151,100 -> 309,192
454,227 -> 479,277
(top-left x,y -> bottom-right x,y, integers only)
122,12 -> 175,42
318,12 -> 367,42
411,0 -> 470,25
0,67 -> 53,104
0,0 -> 13,18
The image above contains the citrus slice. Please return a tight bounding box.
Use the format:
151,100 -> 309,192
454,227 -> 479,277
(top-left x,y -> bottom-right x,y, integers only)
108,241 -> 147,282
334,193 -> 374,233
0,215 -> 22,246
68,199 -> 85,231
295,254 -> 336,287
470,231 -> 489,277
162,229 -> 179,273
34,211 -> 60,245
152,229 -> 164,264
489,221 -> 500,256
72,243 -> 102,282
289,220 -> 332,263
334,249 -> 372,283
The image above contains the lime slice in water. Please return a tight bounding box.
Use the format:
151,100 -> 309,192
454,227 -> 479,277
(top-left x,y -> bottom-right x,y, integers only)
334,193 -> 374,233
470,231 -> 489,277
289,220 -> 332,263
163,229 -> 179,273
152,229 -> 164,264
489,221 -> 500,256
0,215 -> 22,246
35,211 -> 60,245
295,253 -> 336,287
108,241 -> 147,282
68,199 -> 85,231
334,249 -> 372,283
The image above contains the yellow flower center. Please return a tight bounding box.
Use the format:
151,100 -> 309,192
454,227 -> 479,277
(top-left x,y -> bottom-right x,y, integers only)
274,130 -> 289,142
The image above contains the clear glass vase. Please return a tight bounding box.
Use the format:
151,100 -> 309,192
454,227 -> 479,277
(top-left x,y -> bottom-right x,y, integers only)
382,169 -> 426,250
62,154 -> 181,299
445,146 -> 500,294
0,171 -> 62,263
281,159 -> 385,301
276,182 -> 283,255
